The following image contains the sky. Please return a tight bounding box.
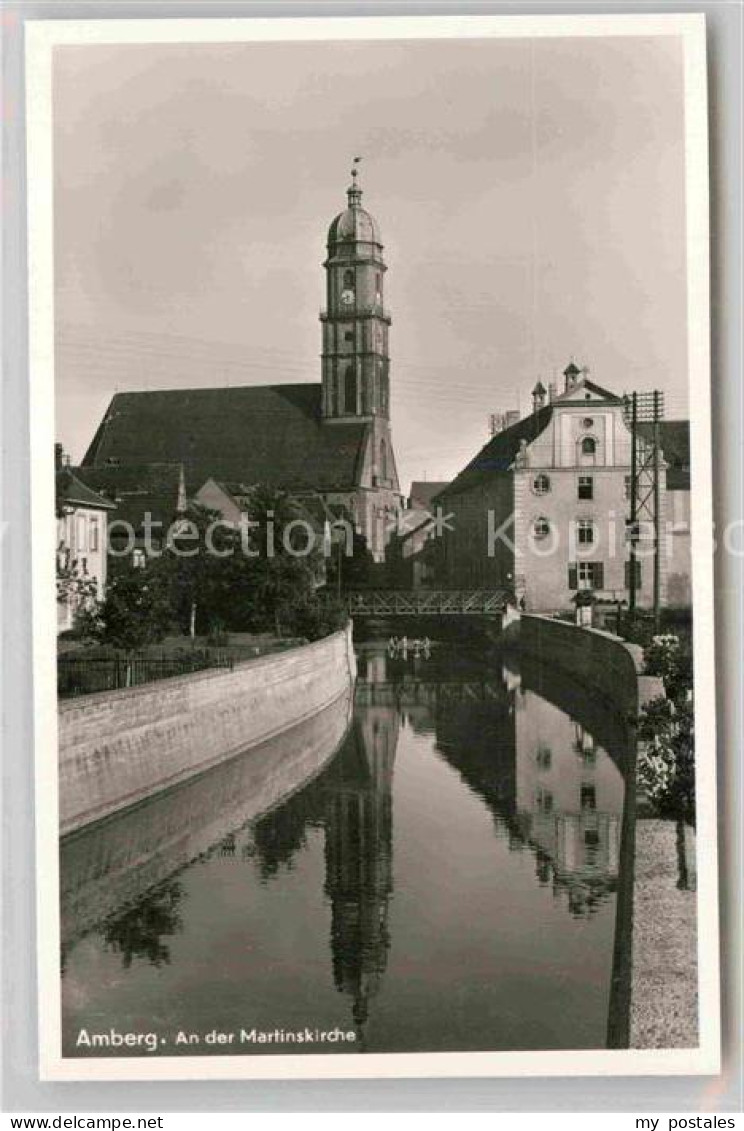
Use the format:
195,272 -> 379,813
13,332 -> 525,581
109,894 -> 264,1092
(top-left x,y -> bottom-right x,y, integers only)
53,32 -> 689,491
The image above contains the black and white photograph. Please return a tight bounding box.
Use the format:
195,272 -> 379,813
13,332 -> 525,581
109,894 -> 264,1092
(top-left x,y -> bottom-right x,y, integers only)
26,13 -> 718,1081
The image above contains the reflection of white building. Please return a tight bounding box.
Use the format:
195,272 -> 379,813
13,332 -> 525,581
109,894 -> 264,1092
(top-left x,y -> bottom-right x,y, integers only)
56,460 -> 116,633
514,687 -> 624,914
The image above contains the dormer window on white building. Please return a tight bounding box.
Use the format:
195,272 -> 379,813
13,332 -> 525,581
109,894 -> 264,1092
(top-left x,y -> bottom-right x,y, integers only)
532,472 -> 551,495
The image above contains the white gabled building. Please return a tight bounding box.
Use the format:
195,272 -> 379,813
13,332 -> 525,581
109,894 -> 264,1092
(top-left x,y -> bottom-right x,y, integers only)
437,363 -> 688,614
56,457 -> 116,633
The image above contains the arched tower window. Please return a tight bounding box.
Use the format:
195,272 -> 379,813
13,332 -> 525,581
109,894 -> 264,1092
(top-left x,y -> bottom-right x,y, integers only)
343,269 -> 355,289
379,438 -> 387,481
344,365 -> 356,415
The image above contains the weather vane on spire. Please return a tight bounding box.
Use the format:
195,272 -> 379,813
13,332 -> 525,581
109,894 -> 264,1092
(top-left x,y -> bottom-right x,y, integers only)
351,155 -> 363,182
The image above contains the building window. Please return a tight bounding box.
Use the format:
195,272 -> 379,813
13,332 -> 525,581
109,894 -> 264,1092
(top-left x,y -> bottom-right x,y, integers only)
532,516 -> 551,541
580,785 -> 597,811
76,515 -> 87,553
536,788 -> 554,814
577,518 -> 595,544
532,472 -> 550,495
578,476 -> 593,500
89,516 -> 100,552
379,438 -> 387,481
132,548 -> 146,569
344,330 -> 354,343
582,417 -> 595,429
568,561 -> 604,590
624,475 -> 632,500
624,559 -> 642,589
343,269 -> 354,289
579,436 -> 597,466
344,365 -> 356,414
536,745 -> 552,769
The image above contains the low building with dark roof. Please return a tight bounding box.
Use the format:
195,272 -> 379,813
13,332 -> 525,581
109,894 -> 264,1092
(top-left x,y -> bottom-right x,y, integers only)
73,462 -> 187,557
408,481 -> 451,512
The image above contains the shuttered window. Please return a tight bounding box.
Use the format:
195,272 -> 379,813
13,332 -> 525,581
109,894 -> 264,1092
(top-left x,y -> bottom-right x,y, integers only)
568,561 -> 604,590
624,560 -> 642,588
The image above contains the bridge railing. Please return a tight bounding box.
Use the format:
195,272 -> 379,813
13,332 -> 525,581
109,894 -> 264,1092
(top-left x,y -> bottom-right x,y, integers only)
341,589 -> 510,616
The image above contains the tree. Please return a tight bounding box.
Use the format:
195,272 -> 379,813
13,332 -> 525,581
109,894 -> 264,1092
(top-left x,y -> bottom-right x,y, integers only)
96,563 -> 172,654
160,503 -> 242,637
244,486 -> 321,636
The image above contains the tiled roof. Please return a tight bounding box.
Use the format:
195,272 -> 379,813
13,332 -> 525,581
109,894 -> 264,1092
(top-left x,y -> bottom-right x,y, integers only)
438,406 -> 554,499
56,468 -> 117,512
638,420 -> 690,489
409,481 -> 450,511
82,384 -> 368,494
551,377 -> 624,405
74,463 -> 184,534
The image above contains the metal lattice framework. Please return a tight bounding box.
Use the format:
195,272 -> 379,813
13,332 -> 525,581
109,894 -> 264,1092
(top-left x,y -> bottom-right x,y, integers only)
343,590 -> 510,616
622,391 -> 664,620
355,679 -> 508,707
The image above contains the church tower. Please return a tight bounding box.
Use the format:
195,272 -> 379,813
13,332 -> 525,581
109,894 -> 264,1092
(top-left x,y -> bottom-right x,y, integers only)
321,167 -> 391,429
320,167 -> 401,561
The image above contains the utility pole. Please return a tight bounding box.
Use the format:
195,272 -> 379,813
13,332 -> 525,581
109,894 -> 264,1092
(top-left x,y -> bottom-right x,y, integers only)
624,390 -> 664,627
628,393 -> 638,616
652,390 -> 662,631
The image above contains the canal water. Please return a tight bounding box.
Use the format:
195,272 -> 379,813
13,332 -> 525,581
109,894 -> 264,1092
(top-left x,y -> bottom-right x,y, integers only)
60,639 -> 634,1056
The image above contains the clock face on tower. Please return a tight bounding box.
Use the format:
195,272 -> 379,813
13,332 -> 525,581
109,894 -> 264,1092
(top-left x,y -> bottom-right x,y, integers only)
340,289 -> 354,306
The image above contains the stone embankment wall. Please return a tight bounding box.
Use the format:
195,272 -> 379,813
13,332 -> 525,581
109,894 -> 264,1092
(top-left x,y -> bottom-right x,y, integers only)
59,625 -> 356,836
61,689 -> 354,943
507,612 -> 664,716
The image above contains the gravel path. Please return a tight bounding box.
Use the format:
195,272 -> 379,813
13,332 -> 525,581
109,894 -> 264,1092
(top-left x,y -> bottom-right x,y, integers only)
630,817 -> 698,1048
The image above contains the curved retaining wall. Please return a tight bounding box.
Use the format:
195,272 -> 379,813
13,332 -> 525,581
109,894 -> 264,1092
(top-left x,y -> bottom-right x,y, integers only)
59,624 -> 356,836
60,688 -> 354,945
508,613 -> 664,717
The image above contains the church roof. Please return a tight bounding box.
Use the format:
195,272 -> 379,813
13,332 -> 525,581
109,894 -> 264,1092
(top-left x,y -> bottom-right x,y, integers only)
82,384 -> 369,495
438,406 -> 554,500
328,207 -> 380,246
327,180 -> 381,247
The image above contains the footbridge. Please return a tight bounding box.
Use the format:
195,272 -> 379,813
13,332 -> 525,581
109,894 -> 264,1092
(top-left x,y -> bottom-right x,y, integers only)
343,589 -> 511,617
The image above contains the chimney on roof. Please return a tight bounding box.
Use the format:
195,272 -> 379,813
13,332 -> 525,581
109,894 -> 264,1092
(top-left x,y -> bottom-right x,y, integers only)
532,381 -> 547,412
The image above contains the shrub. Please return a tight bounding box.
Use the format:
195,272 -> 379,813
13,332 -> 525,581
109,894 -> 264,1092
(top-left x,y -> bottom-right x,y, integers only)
289,596 -> 348,642
636,695 -> 695,826
643,632 -> 693,703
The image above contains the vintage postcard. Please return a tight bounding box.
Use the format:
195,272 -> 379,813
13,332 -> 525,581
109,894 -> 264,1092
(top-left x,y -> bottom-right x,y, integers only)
27,14 -> 719,1080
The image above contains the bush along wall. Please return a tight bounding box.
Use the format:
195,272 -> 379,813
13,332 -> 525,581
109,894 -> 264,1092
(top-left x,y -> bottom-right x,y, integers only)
635,632 -> 695,827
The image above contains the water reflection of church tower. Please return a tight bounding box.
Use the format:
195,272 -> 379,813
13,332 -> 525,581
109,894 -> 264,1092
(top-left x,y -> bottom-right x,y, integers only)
324,700 -> 398,1040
